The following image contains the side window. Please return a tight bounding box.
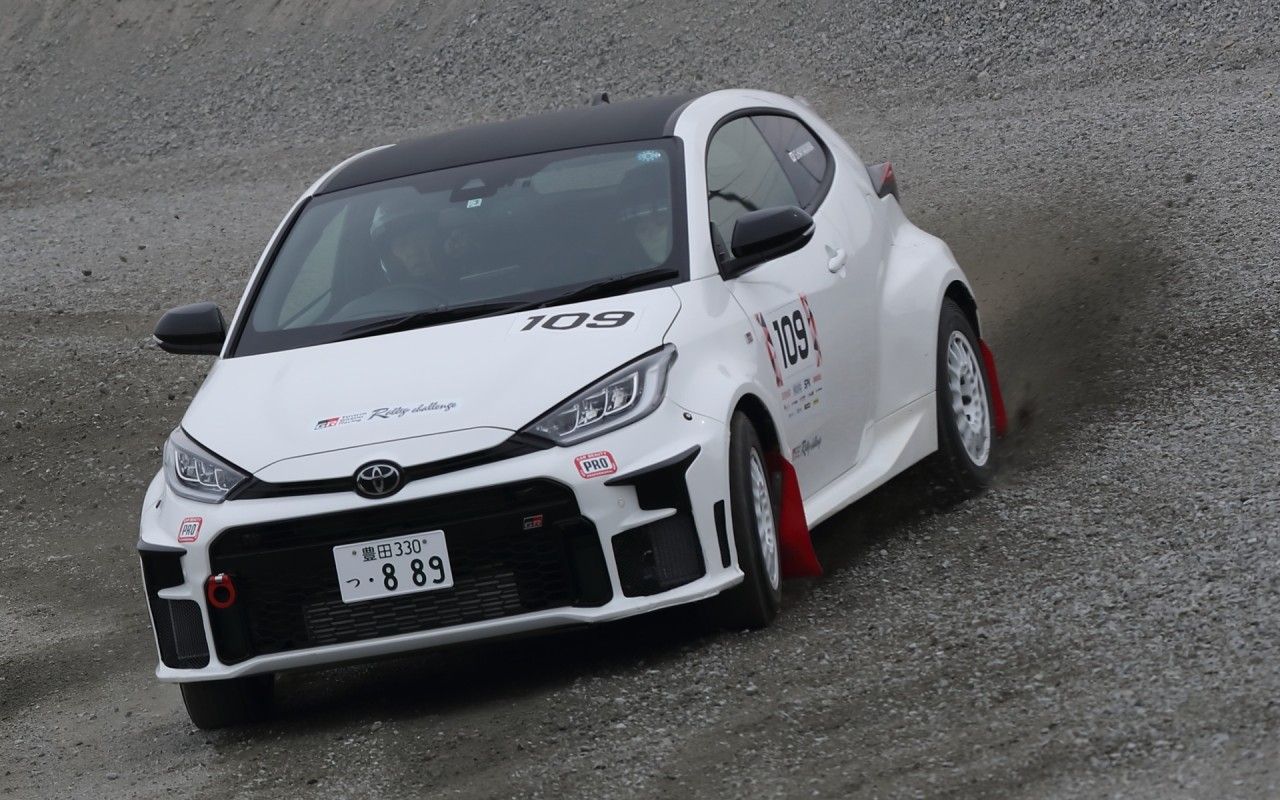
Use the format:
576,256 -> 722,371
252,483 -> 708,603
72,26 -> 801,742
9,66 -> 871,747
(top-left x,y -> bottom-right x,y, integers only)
706,117 -> 799,248
752,115 -> 830,209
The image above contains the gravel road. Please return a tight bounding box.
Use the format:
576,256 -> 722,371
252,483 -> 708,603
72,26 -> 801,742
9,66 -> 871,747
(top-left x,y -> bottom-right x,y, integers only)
2,2 -> 1278,798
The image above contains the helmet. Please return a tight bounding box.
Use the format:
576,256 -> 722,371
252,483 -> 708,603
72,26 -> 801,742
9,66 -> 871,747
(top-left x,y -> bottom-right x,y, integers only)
616,161 -> 672,224
370,200 -> 431,247
370,200 -> 436,276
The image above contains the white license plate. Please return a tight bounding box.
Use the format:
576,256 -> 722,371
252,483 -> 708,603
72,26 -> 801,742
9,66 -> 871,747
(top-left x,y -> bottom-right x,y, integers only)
332,531 -> 454,604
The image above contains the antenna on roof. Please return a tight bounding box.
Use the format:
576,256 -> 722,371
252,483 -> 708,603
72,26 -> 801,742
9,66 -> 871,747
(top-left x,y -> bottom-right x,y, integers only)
590,92 -> 611,106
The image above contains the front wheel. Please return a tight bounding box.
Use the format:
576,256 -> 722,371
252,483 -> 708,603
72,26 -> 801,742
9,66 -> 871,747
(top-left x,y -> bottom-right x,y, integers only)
179,673 -> 274,730
926,298 -> 996,500
703,413 -> 782,631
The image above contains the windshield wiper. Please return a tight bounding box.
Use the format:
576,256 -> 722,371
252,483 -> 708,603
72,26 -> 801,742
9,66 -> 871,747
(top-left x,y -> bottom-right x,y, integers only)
520,268 -> 679,311
334,300 -> 528,342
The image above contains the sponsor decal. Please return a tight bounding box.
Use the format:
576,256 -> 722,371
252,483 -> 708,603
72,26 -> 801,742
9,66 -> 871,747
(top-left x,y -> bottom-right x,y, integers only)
574,451 -> 618,479
788,432 -> 819,458
791,434 -> 823,461
788,141 -> 816,162
315,411 -> 367,430
314,402 -> 456,431
178,516 -> 203,543
760,297 -> 827,419
785,372 -> 824,419
368,402 -> 458,420
522,514 -> 544,531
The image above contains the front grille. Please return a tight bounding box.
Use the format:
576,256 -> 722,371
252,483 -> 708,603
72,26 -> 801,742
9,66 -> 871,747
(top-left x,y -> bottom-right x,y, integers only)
139,547 -> 210,669
208,480 -> 610,662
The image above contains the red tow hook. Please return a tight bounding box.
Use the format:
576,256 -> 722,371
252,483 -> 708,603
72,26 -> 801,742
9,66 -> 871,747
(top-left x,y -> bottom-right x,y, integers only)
205,573 -> 237,609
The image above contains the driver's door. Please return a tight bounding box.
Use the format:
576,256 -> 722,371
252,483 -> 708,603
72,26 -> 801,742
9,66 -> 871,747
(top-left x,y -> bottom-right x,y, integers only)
707,115 -> 865,495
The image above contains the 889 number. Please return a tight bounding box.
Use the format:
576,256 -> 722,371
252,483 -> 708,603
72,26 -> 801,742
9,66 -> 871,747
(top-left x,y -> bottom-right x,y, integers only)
381,556 -> 447,590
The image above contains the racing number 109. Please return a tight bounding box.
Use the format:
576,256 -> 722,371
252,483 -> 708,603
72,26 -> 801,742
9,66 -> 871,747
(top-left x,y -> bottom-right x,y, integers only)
771,310 -> 810,367
521,311 -> 635,331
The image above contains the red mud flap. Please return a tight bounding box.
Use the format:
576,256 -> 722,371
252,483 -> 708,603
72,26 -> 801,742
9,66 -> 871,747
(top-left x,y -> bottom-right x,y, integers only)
978,339 -> 1008,438
765,453 -> 822,578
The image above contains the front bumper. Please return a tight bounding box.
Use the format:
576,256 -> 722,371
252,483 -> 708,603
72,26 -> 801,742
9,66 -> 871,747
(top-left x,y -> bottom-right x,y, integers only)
137,402 -> 742,682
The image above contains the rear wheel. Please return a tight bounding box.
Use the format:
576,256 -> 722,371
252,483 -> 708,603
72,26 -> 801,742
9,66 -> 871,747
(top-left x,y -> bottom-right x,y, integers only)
926,298 -> 996,500
704,413 -> 781,630
179,673 -> 274,730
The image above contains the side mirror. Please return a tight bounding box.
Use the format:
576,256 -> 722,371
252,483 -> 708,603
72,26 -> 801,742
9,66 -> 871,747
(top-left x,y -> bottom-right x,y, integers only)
723,206 -> 815,278
154,302 -> 226,355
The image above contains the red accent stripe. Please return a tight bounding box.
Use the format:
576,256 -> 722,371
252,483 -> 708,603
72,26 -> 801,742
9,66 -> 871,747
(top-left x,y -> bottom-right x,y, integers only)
978,338 -> 1008,438
755,312 -> 785,388
799,293 -> 822,367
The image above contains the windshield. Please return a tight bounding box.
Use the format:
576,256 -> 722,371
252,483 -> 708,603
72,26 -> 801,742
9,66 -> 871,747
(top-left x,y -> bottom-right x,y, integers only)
230,139 -> 687,356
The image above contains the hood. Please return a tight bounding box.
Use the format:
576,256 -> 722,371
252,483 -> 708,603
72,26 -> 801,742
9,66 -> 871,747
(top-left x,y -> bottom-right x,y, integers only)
183,288 -> 681,474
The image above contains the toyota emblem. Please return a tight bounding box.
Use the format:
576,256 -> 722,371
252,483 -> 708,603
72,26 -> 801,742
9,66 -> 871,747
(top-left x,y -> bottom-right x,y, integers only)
354,461 -> 403,498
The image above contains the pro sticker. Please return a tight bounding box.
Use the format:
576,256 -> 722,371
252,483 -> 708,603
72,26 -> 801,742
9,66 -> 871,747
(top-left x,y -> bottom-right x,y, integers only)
574,451 -> 618,479
178,516 -> 203,543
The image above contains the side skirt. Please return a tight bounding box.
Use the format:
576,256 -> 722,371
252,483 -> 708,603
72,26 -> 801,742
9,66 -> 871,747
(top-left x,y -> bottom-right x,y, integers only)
803,392 -> 937,527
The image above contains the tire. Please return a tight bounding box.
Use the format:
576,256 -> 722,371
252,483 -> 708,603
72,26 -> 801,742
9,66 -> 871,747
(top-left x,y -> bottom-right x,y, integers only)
926,298 -> 996,501
179,673 -> 274,730
704,412 -> 782,631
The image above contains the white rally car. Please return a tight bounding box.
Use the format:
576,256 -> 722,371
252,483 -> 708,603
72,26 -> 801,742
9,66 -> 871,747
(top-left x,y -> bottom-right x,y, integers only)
140,89 -> 1006,728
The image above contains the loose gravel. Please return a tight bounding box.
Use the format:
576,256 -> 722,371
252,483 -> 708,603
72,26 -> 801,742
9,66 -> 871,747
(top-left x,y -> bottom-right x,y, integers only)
1,1 -> 1277,798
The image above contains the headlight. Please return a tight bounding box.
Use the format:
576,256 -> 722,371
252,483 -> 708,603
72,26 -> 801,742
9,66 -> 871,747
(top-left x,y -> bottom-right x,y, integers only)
163,427 -> 247,503
523,345 -> 677,446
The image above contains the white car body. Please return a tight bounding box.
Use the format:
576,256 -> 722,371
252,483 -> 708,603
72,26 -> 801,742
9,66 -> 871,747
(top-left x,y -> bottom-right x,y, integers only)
138,89 -> 981,683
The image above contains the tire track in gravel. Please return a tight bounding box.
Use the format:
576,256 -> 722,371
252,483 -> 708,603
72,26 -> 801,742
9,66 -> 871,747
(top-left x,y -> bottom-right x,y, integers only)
0,619 -> 148,721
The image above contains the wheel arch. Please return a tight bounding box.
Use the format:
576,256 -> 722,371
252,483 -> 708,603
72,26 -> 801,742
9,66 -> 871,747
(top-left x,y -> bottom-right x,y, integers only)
944,280 -> 981,337
732,392 -> 781,457
875,224 -> 975,419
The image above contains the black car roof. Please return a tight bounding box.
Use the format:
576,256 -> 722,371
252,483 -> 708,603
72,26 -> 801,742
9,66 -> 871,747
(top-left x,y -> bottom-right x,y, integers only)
314,93 -> 699,195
